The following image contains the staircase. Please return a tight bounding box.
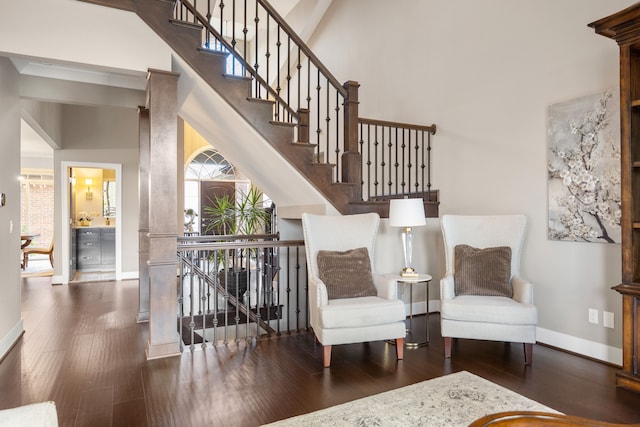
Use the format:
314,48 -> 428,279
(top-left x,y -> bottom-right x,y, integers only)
80,0 -> 439,218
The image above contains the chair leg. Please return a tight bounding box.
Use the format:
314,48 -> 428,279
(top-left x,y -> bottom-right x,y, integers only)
23,252 -> 28,269
444,337 -> 452,358
323,345 -> 332,368
395,338 -> 404,360
49,252 -> 54,268
524,343 -> 533,365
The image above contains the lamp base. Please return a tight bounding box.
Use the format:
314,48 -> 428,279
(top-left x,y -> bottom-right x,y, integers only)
400,267 -> 419,278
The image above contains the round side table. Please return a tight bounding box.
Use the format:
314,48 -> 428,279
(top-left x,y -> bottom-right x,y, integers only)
385,273 -> 432,348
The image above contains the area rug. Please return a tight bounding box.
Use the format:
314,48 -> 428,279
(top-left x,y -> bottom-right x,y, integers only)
262,370 -> 559,427
21,258 -> 53,278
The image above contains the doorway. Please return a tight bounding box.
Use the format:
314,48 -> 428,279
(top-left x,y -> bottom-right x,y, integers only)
60,161 -> 122,284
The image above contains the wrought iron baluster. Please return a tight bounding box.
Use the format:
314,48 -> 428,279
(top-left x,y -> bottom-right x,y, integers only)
231,0 -> 237,74
392,127 -> 397,194
374,125 -> 379,198
296,46 -> 301,118
335,89 -> 340,182
316,69 -> 321,159
243,0 -> 247,79
286,36 -> 291,122
286,247 -> 291,333
254,2 -> 260,98
178,253 -> 185,352
200,270 -> 207,349
326,80 -> 332,179
296,246 -> 302,333
427,131 -> 432,201
401,129 -> 407,193
306,57 -> 311,112
276,24 -> 281,121
414,129 -> 420,193
219,0 -> 224,49
265,16 -> 270,99
359,122 -> 366,198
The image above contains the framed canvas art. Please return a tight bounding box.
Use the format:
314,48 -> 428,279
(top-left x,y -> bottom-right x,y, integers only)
547,89 -> 621,243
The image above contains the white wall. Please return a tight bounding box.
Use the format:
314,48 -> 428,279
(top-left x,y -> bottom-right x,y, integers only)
0,58 -> 24,359
54,105 -> 140,277
307,0 -> 635,361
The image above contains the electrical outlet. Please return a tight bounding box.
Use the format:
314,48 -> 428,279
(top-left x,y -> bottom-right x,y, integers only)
603,311 -> 615,328
588,308 -> 599,324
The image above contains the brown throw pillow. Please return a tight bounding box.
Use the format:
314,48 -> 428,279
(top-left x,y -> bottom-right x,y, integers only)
454,244 -> 513,297
317,247 -> 378,300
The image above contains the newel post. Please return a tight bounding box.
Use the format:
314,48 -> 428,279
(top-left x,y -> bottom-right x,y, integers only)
298,108 -> 309,143
342,80 -> 361,201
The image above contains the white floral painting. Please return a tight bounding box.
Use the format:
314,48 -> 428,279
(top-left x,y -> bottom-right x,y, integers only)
547,89 -> 621,243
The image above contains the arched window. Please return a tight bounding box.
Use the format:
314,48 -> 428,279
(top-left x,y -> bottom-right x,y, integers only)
185,150 -> 236,181
184,149 -> 250,234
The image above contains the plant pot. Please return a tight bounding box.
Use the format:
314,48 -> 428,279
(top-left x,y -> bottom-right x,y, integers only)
80,220 -> 91,226
218,268 -> 248,298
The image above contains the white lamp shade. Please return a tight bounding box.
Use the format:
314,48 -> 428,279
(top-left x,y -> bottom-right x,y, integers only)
389,198 -> 426,227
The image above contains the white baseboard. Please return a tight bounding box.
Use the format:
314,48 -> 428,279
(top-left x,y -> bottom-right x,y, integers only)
0,319 -> 24,360
119,271 -> 139,281
51,274 -> 64,285
404,302 -> 621,365
536,327 -> 622,366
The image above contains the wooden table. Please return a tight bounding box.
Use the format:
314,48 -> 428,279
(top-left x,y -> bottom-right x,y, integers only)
21,234 -> 38,249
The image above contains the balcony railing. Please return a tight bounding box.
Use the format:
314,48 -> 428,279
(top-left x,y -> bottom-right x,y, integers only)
177,233 -> 308,350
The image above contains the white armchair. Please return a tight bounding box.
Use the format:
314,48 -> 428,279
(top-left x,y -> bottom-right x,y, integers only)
440,214 -> 538,365
302,213 -> 407,367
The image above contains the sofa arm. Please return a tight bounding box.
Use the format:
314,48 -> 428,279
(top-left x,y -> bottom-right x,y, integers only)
373,274 -> 399,300
512,275 -> 534,304
440,274 -> 456,300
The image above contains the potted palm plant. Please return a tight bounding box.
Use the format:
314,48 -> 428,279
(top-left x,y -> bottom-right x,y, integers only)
204,187 -> 271,299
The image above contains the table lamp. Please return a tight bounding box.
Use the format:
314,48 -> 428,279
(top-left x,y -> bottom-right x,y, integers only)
389,198 -> 426,277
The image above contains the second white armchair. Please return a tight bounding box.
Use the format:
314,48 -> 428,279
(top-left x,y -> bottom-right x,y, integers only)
440,214 -> 538,365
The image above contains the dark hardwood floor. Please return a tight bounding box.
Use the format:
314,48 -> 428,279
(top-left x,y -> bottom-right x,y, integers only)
1,277 -> 639,426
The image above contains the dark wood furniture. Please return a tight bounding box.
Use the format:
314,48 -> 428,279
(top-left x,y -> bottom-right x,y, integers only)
590,3 -> 640,393
470,411 -> 640,426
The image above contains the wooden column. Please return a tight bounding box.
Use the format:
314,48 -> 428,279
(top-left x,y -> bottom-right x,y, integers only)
145,69 -> 181,360
341,80 -> 361,201
137,106 -> 150,323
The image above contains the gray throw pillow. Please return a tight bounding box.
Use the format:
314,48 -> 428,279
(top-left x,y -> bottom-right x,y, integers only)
317,247 -> 378,300
454,244 -> 513,297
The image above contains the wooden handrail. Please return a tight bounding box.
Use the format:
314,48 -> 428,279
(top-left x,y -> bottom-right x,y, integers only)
359,118 -> 437,134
